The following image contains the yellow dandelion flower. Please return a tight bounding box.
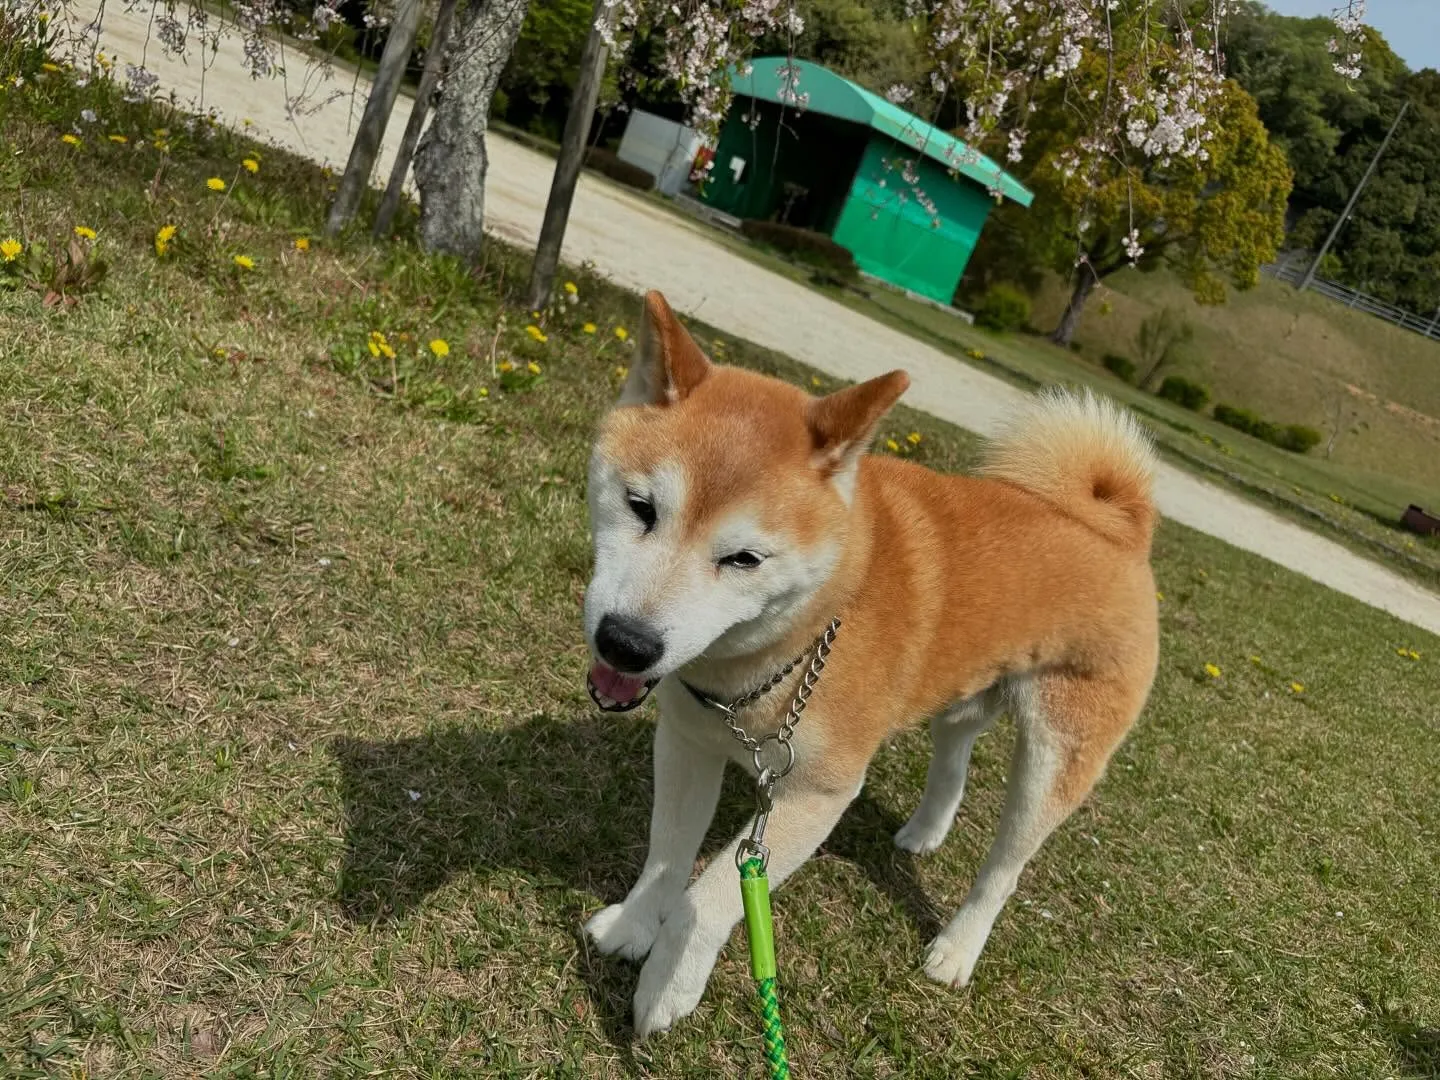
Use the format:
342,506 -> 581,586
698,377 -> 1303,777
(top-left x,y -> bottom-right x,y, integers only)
153,128 -> 169,138
73,225 -> 97,240
233,254 -> 255,270
885,438 -> 900,452
41,62 -> 60,73
108,133 -> 127,144
525,325 -> 548,343
1328,494 -> 1343,503
154,224 -> 176,256
242,158 -> 259,174
1249,655 -> 1262,664
811,376 -> 822,387
582,322 -> 597,334
61,133 -> 81,146
498,361 -> 515,374
614,365 -> 628,379
294,236 -> 310,251
1204,663 -> 1222,679
366,331 -> 395,360
429,339 -> 450,357
966,347 -> 985,360
907,432 -> 922,445
1155,591 -> 1165,601
1289,681 -> 1305,694
153,140 -> 170,153
0,238 -> 22,261
527,361 -> 542,375
614,326 -> 629,342
531,310 -> 541,320
478,387 -> 490,397
563,281 -> 578,295
207,177 -> 226,192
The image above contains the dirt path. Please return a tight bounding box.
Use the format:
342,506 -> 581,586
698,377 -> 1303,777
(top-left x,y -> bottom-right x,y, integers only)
70,3 -> 1440,637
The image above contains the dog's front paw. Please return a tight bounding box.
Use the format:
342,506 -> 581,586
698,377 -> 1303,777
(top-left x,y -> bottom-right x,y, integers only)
922,932 -> 981,988
585,902 -> 659,962
630,924 -> 714,1038
632,962 -> 705,1039
894,814 -> 949,855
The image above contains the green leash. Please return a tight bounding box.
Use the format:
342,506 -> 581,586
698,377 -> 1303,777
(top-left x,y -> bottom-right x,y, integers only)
740,856 -> 790,1079
702,617 -> 841,1080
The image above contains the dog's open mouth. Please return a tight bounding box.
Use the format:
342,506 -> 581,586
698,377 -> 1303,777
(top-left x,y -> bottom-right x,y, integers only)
587,662 -> 658,713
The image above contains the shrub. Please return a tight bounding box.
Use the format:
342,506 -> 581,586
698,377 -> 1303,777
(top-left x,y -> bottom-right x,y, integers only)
738,220 -> 859,285
1212,403 -> 1269,438
1276,424 -> 1323,453
1157,374 -> 1210,411
974,283 -> 1031,332
583,148 -> 655,191
1212,404 -> 1321,454
1102,352 -> 1136,383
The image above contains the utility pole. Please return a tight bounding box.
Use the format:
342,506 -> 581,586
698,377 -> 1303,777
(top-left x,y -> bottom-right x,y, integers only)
326,0 -> 423,238
525,0 -> 615,311
373,0 -> 458,238
1299,99 -> 1408,291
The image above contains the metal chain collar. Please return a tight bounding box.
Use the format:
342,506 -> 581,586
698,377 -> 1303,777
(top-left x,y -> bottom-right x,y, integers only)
724,617 -> 841,871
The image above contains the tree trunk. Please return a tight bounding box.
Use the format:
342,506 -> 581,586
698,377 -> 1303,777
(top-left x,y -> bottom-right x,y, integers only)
1049,268 -> 1099,346
373,0 -> 459,238
414,0 -> 531,259
524,0 -> 614,310
325,0 -> 423,237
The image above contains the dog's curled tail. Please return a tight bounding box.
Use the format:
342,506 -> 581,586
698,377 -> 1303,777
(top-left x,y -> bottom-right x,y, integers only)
978,388 -> 1157,551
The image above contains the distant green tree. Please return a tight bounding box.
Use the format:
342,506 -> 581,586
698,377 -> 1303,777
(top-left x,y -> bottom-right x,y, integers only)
1223,3 -> 1439,315
756,0 -> 931,111
496,0 -> 590,133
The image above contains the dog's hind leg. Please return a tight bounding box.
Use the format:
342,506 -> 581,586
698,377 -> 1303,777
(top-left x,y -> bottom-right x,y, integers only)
923,672 -> 1143,988
894,686 -> 1004,855
586,711 -> 726,963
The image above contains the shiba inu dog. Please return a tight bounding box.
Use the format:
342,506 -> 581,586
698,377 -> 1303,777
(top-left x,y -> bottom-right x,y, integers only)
582,291 -> 1159,1036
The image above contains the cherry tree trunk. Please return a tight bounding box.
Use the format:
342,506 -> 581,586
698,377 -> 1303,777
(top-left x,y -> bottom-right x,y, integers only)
325,0 -> 423,237
373,0 -> 459,238
524,0 -> 613,310
414,0 -> 530,259
1049,269 -> 1098,347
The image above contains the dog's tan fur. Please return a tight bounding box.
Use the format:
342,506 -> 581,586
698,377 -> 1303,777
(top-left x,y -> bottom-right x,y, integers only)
584,292 -> 1160,1035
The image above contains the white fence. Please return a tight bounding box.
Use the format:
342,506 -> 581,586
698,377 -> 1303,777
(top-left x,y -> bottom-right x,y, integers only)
1264,252 -> 1440,343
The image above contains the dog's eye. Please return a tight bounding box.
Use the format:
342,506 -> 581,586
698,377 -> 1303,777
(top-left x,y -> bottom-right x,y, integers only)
719,551 -> 765,570
626,492 -> 657,532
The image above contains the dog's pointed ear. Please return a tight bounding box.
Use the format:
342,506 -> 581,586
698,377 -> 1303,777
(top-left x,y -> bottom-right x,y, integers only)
807,370 -> 911,484
618,291 -> 711,406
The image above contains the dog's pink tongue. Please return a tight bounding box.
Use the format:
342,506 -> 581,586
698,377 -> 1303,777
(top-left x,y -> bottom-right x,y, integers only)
590,662 -> 647,702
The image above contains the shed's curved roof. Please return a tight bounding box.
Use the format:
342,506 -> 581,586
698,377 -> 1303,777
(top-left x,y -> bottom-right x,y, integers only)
730,57 -> 1034,208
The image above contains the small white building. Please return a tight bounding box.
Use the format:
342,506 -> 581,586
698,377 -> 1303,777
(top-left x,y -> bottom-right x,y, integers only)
617,110 -> 705,196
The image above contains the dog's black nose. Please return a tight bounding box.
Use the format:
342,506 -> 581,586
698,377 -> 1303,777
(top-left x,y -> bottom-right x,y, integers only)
596,614 -> 665,674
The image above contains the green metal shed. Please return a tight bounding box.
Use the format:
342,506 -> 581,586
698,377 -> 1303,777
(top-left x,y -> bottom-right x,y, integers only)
700,57 -> 1033,304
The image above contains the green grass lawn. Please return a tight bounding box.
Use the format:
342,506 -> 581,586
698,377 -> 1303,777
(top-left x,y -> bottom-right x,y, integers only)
4,59 -> 1440,1078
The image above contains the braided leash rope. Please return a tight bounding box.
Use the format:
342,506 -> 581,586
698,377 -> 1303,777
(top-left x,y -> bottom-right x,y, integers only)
709,620 -> 840,1080
740,857 -> 790,1080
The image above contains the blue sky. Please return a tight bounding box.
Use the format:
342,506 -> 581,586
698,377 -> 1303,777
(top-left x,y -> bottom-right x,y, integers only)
1259,1 -> 1439,71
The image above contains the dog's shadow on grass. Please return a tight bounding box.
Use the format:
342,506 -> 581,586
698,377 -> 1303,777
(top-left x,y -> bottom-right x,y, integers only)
331,712 -> 939,1044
